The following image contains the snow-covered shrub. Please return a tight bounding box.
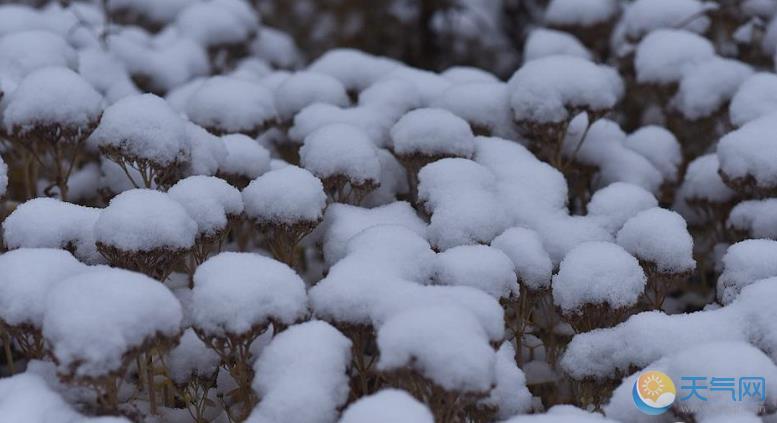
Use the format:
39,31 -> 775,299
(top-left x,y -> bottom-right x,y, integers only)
167,175 -> 243,270
717,239 -> 777,304
389,108 -> 475,199
623,126 -> 682,202
587,183 -> 658,235
616,207 -> 695,308
242,165 -> 326,265
729,72 -> 777,127
43,266 -> 182,412
185,76 -> 276,137
164,328 -> 220,421
0,248 -> 86,360
718,112 -> 777,198
2,197 -> 102,263
248,320 -> 350,423
300,123 -> 381,204
191,252 -> 307,418
507,55 -> 622,167
376,305 -> 496,421
2,67 -> 102,201
431,81 -> 516,138
217,133 -> 271,188
89,94 -> 190,189
274,71 -> 350,126
0,373 -> 131,423
339,389 -> 434,423
94,189 -> 197,279
552,241 -> 646,332
727,198 -> 777,240
544,0 -> 620,57
175,0 -> 259,71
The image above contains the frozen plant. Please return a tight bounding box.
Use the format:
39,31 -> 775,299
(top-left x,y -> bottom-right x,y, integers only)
300,123 -> 382,205
242,165 -> 326,265
94,189 -> 198,280
0,248 -> 86,362
552,241 -> 646,332
191,252 -> 307,419
185,76 -> 276,137
727,198 -> 777,240
2,67 -> 103,201
2,197 -> 102,264
616,207 -> 695,309
42,267 -> 182,414
339,389 -> 434,423
217,133 -> 271,189
167,175 -> 244,276
248,321 -> 351,423
89,94 -> 190,189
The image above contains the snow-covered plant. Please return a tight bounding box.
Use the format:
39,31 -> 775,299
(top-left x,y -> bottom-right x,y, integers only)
94,189 -> 197,280
300,123 -> 381,204
217,133 -> 271,189
623,126 -> 682,203
164,328 -> 220,422
42,267 -> 182,413
2,67 -> 102,201
274,71 -> 350,128
185,76 -> 276,137
242,165 -> 326,265
491,227 -> 553,365
718,112 -> 777,198
552,241 -> 646,332
389,108 -> 475,199
376,305 -> 496,421
616,208 -> 695,309
167,175 -> 243,276
340,389 -> 434,423
717,239 -> 777,305
89,94 -> 190,189
191,252 -> 307,419
2,197 -> 102,264
0,249 -> 86,362
175,0 -> 259,71
727,198 -> 777,240
544,0 -> 620,57
247,320 -> 350,423
431,82 -> 516,138
507,55 -> 623,168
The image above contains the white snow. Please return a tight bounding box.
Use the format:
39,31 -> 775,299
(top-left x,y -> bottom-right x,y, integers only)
491,227 -> 554,290
339,389 -> 434,423
242,165 -> 327,225
544,0 -> 619,28
624,126 -> 682,183
481,342 -> 533,419
431,82 -> 515,138
191,252 -> 307,337
3,67 -> 103,135
274,71 -> 349,122
309,49 -> 400,93
441,66 -> 500,84
728,199 -> 777,239
552,241 -> 646,313
619,0 -> 711,41
634,29 -> 716,85
0,30 -> 76,82
250,27 -> 301,69
219,133 -> 271,179
587,183 -> 658,235
389,108 -> 475,158
94,189 -> 198,252
718,112 -> 777,189
671,57 -> 753,120
2,198 -> 102,264
376,305 -> 496,393
168,175 -> 244,237
676,154 -> 738,205
0,155 -> 6,197
300,123 -> 382,185
89,93 -> 190,166
175,0 -> 258,48
185,76 -> 276,135
43,266 -> 182,378
616,207 -> 695,273
717,239 -> 777,304
289,103 -> 394,148
729,73 -> 777,127
507,55 -> 623,124
0,248 -> 87,328
523,28 -> 592,63
320,201 -> 427,265
249,321 -> 351,423
185,122 -> 228,177
433,244 -> 518,299
165,328 -> 220,385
